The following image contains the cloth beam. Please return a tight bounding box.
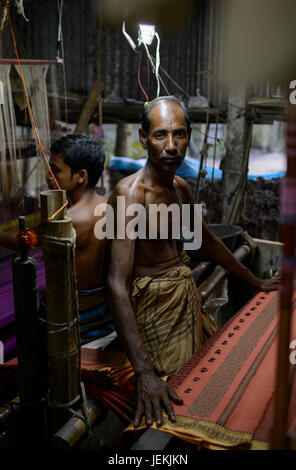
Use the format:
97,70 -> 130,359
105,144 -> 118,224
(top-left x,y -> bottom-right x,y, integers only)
122,289 -> 296,449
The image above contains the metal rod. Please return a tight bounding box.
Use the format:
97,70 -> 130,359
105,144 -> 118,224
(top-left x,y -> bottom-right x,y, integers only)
198,244 -> 252,300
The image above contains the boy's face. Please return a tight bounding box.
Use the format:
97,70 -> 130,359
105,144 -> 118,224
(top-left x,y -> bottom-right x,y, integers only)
46,152 -> 77,192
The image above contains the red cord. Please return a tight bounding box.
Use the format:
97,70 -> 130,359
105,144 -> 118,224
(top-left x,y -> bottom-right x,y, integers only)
138,56 -> 149,102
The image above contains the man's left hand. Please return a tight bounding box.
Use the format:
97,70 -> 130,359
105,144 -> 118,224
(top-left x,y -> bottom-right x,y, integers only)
258,276 -> 281,292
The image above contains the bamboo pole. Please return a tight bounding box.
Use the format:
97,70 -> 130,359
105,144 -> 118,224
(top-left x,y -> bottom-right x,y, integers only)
12,216 -> 47,446
39,190 -> 80,435
270,105 -> 296,449
52,398 -> 107,449
220,86 -> 250,225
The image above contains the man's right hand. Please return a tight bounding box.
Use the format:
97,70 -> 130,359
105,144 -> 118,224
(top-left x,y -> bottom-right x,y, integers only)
134,370 -> 183,428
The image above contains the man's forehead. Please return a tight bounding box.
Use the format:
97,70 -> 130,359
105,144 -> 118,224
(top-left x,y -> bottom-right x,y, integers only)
149,101 -> 187,129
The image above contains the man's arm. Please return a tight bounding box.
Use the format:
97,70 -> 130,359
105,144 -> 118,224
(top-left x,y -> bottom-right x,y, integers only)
177,176 -> 280,292
201,221 -> 280,291
0,231 -> 18,251
107,189 -> 182,428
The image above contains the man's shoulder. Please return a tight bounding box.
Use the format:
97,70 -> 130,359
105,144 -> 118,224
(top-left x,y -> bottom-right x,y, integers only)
109,170 -> 144,203
174,175 -> 194,202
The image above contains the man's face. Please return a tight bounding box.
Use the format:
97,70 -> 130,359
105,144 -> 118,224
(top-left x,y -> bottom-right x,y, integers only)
46,153 -> 76,192
140,101 -> 191,172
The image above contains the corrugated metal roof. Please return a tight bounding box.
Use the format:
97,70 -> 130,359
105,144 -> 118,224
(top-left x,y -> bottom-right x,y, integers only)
6,1 -> 224,101
4,0 -> 284,122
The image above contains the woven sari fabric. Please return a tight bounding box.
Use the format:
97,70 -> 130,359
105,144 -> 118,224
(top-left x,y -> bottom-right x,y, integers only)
0,348 -> 136,425
80,348 -> 136,423
122,289 -> 296,449
130,265 -> 217,376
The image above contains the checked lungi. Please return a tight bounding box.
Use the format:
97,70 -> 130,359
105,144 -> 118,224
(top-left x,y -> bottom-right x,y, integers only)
130,264 -> 217,376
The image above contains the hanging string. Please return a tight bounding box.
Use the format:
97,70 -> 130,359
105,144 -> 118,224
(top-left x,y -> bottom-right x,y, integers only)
56,0 -> 68,126
5,3 -> 69,247
56,0 -> 63,62
7,6 -> 61,189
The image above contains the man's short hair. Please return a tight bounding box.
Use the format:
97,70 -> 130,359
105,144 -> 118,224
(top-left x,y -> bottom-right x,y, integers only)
50,134 -> 105,188
141,96 -> 191,134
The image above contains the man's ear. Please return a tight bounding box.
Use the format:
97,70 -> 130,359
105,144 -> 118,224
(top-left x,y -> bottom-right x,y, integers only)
76,169 -> 88,185
139,128 -> 148,149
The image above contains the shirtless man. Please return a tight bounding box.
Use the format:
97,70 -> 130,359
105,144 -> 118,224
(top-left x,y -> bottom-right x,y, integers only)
47,134 -> 107,290
107,96 -> 280,428
0,134 -> 114,345
0,134 -> 107,289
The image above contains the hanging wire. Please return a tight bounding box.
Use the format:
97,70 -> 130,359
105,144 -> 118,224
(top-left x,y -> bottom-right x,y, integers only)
154,32 -> 161,98
143,43 -> 170,96
150,54 -> 191,99
143,43 -> 158,96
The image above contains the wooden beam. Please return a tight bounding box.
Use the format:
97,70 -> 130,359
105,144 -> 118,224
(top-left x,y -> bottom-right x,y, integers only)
74,80 -> 104,135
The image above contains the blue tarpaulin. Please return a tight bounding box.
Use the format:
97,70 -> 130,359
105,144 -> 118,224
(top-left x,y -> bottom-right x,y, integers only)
108,156 -> 285,180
